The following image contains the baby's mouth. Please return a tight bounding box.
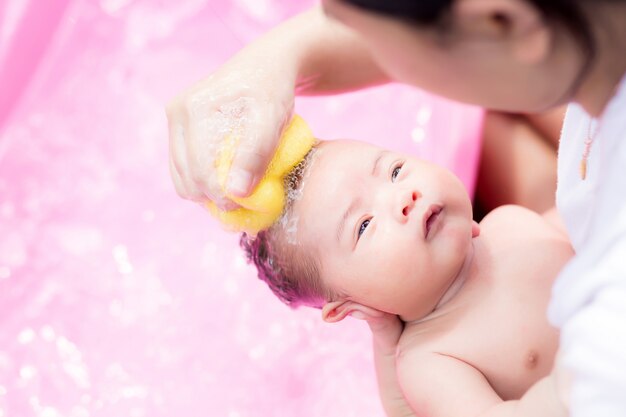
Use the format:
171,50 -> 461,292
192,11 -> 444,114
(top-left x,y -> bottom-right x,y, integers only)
423,204 -> 443,239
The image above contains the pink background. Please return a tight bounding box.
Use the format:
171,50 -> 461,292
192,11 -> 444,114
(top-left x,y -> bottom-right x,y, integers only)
0,1 -> 482,416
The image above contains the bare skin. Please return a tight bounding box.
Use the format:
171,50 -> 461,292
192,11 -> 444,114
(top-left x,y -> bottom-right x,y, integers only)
396,205 -> 572,416
292,140 -> 573,417
475,107 -> 566,215
166,6 -> 570,213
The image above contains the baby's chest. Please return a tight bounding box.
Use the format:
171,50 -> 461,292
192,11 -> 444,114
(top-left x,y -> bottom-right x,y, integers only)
454,284 -> 559,399
433,255 -> 562,400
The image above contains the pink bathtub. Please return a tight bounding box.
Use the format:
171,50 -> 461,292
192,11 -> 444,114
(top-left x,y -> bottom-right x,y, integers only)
0,1 -> 482,416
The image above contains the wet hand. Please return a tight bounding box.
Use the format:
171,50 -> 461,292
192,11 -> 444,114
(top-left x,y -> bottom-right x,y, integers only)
166,53 -> 296,209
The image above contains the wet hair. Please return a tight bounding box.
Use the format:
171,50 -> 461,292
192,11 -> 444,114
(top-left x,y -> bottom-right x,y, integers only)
239,147 -> 334,309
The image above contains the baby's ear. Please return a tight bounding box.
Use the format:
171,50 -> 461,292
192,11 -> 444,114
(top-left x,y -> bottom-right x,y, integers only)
322,300 -> 351,323
322,300 -> 386,323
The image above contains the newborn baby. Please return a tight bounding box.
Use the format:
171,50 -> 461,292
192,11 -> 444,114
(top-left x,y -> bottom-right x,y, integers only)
241,139 -> 573,417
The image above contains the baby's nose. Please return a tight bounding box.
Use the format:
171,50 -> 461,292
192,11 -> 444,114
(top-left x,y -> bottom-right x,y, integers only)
396,190 -> 419,221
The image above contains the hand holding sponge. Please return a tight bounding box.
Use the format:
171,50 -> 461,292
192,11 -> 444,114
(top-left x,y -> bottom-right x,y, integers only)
205,115 -> 315,234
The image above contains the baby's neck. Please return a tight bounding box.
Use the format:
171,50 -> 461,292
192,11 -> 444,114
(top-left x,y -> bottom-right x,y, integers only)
438,236 -> 485,307
404,236 -> 486,324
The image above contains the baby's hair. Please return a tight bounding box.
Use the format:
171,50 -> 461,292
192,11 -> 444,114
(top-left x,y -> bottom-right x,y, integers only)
240,146 -> 334,308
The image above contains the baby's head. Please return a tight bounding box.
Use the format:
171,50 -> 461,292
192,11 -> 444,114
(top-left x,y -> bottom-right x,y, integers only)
241,139 -> 478,322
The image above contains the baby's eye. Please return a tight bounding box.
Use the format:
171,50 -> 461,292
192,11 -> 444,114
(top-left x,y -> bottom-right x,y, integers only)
391,163 -> 403,182
358,218 -> 371,239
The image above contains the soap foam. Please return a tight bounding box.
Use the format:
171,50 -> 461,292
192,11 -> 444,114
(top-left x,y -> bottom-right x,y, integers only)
275,145 -> 320,245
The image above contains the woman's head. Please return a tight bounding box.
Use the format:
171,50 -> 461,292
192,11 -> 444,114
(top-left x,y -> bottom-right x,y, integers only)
243,139 -> 478,322
322,0 -> 626,114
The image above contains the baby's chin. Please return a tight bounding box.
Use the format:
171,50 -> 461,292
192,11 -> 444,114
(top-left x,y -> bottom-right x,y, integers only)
430,211 -> 474,256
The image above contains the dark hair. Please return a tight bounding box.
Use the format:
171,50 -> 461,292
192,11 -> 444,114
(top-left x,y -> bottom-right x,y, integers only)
341,0 -> 454,25
239,147 -> 333,309
240,229 -> 327,308
342,0 -> 595,53
340,0 -> 608,104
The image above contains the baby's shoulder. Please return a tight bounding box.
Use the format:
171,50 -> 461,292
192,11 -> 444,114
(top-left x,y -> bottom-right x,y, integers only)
479,205 -> 562,241
480,204 -> 539,226
397,332 -> 436,367
397,319 -> 449,360
479,205 -> 573,273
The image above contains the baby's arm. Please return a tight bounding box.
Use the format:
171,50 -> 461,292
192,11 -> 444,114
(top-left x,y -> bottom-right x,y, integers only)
397,352 -> 567,417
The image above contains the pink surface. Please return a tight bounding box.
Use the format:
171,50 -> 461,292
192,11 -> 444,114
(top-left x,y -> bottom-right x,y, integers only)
0,1 -> 482,416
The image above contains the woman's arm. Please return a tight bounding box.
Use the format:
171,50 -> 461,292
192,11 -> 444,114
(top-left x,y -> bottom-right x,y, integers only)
368,317 -> 417,417
240,6 -> 391,95
166,6 -> 391,204
373,342 -> 417,417
324,302 -> 415,417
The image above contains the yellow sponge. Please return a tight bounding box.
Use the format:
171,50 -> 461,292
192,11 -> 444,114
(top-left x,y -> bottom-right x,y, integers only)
205,115 -> 315,234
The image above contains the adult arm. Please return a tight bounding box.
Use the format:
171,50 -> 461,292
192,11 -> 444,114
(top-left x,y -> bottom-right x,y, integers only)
324,303 -> 416,417
286,6 -> 392,94
166,6 -> 390,204
368,317 -> 417,417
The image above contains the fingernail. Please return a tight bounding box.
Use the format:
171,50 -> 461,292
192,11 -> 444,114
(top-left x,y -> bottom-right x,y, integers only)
227,170 -> 253,197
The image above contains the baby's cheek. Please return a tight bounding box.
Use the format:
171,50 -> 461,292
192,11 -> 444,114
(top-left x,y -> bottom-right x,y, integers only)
442,220 -> 472,261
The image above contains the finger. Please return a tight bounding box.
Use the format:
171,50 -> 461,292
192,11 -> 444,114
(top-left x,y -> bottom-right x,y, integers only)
168,113 -> 204,201
168,157 -> 188,199
227,111 -> 286,197
182,105 -> 243,210
211,193 -> 241,211
185,108 -> 236,202
170,139 -> 204,201
349,311 -> 368,320
349,303 -> 386,318
367,315 -> 403,335
170,143 -> 237,209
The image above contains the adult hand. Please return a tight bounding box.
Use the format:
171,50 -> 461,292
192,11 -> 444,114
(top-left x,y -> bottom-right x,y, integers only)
348,305 -> 404,355
166,53 -> 296,209
323,300 -> 404,354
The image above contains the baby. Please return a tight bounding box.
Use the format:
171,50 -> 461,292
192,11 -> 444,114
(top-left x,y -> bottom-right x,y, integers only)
240,139 -> 573,417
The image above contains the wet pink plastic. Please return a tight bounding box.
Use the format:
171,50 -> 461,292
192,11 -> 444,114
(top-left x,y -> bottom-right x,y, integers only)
0,1 -> 482,416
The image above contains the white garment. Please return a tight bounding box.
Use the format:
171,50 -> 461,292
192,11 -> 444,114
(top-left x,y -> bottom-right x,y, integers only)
549,74 -> 626,417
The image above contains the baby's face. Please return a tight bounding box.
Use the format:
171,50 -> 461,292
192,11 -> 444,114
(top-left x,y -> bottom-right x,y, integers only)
291,140 -> 475,321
